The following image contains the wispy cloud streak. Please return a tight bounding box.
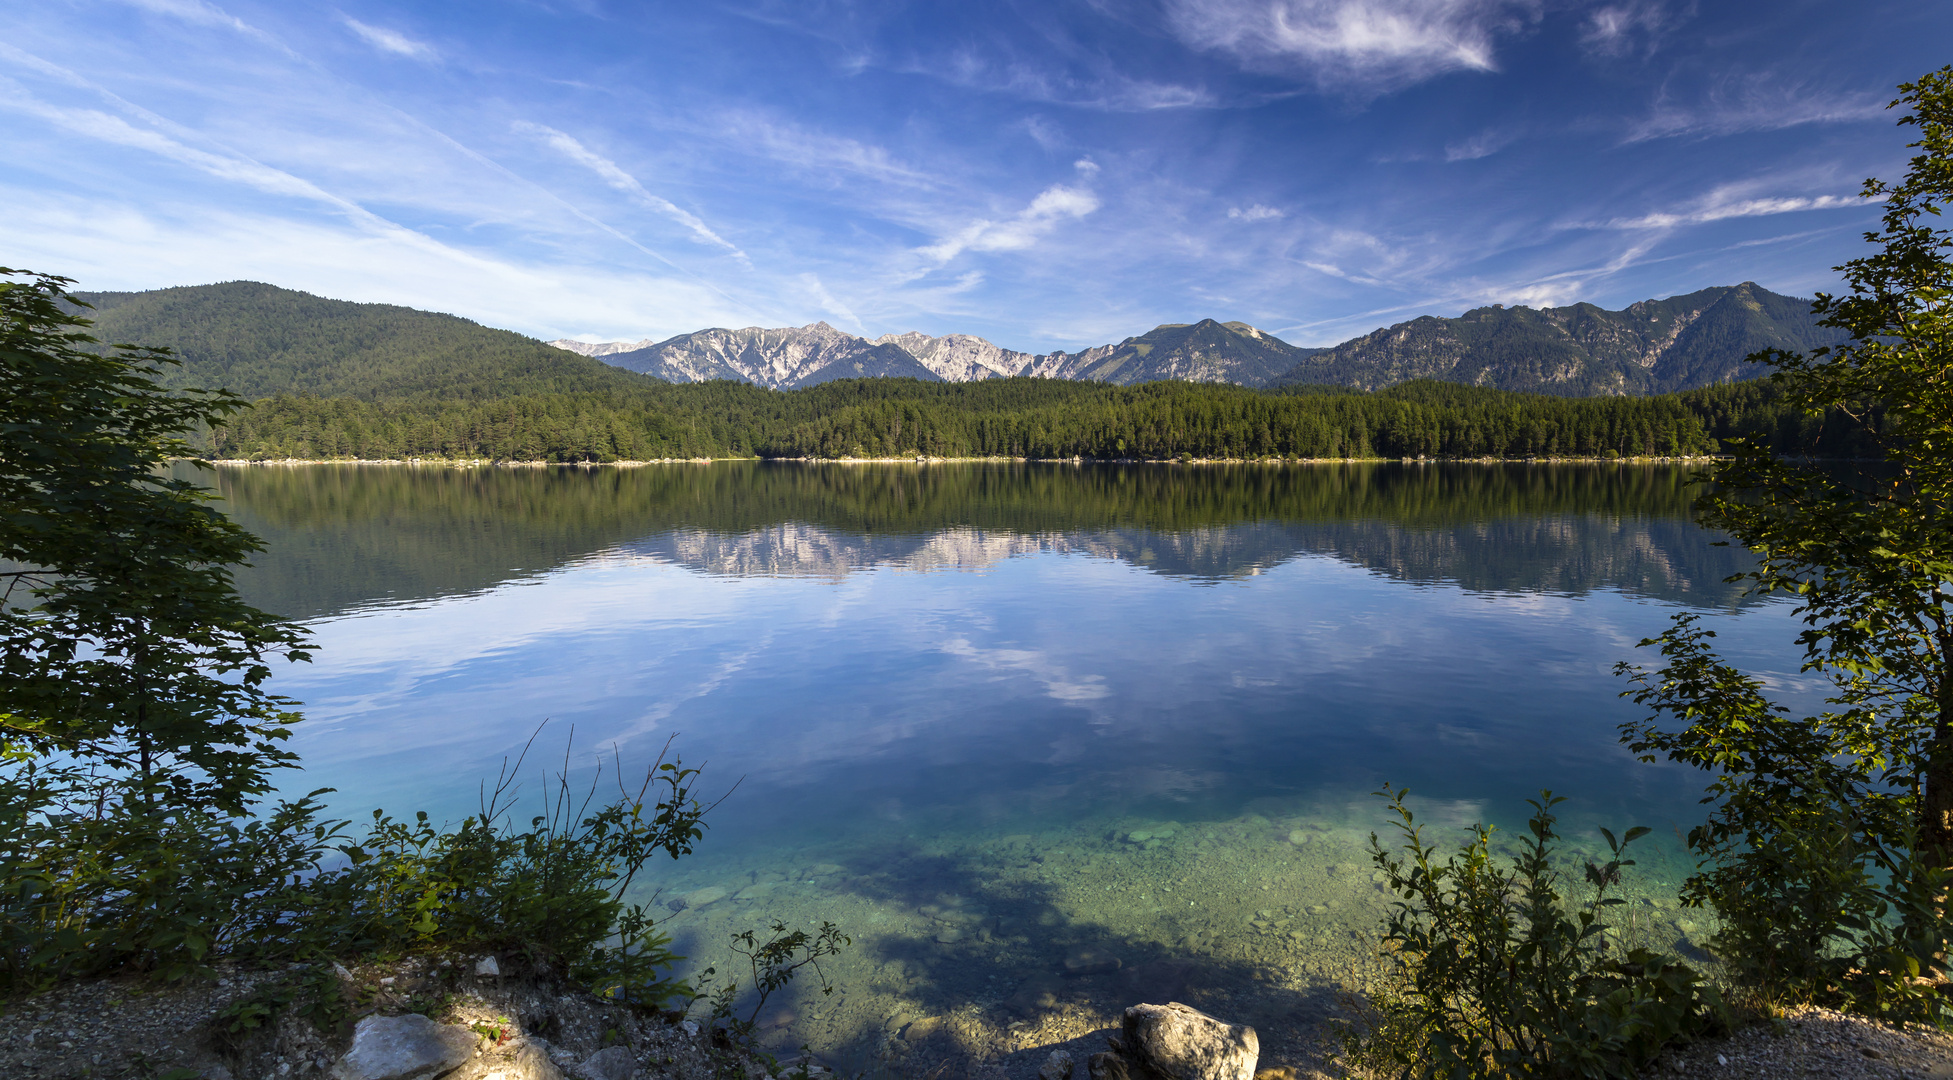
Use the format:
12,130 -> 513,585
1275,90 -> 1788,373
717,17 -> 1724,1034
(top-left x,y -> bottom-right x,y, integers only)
516,122 -> 746,259
343,18 -> 435,59
1167,0 -> 1536,93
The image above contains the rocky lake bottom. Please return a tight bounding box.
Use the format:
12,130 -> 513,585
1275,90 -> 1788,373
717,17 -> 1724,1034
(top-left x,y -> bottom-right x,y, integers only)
645,803 -> 1704,1075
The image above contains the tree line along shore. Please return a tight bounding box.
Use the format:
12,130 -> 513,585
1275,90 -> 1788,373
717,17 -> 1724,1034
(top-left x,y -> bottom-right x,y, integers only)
199,374 -> 1873,464
201,453 -> 1727,466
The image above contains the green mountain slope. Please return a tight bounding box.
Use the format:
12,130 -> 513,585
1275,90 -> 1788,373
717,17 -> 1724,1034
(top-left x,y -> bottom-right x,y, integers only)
72,281 -> 661,400
1278,283 -> 1847,396
1067,319 -> 1326,386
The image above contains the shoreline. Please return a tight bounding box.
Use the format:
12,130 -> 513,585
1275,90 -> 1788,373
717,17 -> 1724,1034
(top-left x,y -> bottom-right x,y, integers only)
196,454 -> 1725,468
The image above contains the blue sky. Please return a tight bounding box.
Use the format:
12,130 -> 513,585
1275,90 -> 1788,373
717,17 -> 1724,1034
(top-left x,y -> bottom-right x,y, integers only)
2,1 -> 1943,350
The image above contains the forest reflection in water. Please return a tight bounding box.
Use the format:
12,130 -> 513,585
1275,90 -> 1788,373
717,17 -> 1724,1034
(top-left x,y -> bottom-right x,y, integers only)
197,460 -> 1753,619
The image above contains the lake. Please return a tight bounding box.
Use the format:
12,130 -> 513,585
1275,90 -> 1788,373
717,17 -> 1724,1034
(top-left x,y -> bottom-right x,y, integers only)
198,461 -> 1804,1071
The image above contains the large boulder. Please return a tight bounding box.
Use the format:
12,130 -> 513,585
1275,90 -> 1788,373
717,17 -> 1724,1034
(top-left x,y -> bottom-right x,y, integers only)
330,1014 -> 475,1080
1087,1002 -> 1257,1080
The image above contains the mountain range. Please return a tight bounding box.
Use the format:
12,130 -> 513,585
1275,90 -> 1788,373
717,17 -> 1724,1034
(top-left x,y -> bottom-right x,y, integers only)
554,282 -> 1843,396
66,279 -> 1842,403
553,317 -> 1326,391
1278,283 -> 1847,396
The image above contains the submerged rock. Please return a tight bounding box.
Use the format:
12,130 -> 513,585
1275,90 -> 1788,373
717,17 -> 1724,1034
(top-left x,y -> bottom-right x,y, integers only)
671,886 -> 728,912
1006,973 -> 1067,1015
1063,948 -> 1122,977
330,1014 -> 474,1080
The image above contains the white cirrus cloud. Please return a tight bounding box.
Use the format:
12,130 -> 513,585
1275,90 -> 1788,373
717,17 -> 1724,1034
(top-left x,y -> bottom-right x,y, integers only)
0,188 -> 758,341
1166,0 -> 1537,93
919,183 -> 1102,265
514,121 -> 746,258
1584,187 -> 1867,231
1228,204 -> 1284,221
1624,75 -> 1887,143
0,87 -> 388,221
1444,126 -> 1516,161
119,0 -> 253,32
343,17 -> 435,59
707,111 -> 938,188
1579,0 -> 1673,58
799,274 -> 862,331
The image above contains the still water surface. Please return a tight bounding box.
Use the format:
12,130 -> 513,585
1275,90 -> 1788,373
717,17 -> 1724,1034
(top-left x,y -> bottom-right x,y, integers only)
199,462 -> 1804,1069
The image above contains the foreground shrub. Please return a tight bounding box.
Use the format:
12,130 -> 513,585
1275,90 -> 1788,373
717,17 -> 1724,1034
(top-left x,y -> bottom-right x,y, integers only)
1615,67 -> 1953,1025
0,735 -> 709,1007
1348,787 -> 1725,1079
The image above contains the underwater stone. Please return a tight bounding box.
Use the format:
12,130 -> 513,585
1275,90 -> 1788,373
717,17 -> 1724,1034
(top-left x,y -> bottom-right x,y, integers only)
1285,831 -> 1310,846
678,886 -> 728,910
1008,974 -> 1067,1015
1064,949 -> 1123,976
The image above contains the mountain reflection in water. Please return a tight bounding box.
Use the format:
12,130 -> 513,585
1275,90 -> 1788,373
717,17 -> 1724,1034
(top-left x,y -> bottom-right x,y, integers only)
196,460 -> 1751,618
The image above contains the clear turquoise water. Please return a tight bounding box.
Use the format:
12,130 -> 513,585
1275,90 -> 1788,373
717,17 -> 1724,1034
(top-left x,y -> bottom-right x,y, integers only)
199,461 -> 1804,1068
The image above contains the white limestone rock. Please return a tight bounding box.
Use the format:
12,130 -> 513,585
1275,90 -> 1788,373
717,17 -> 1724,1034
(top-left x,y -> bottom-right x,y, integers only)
330,1014 -> 475,1080
1088,1002 -> 1257,1080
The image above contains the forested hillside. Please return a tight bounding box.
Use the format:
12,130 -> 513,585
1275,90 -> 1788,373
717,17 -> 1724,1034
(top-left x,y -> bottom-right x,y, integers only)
64,280 -> 1869,463
204,375 -> 1872,463
73,281 -> 660,399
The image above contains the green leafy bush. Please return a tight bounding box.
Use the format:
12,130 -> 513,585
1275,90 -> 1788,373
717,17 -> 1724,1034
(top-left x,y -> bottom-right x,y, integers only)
1614,68 -> 1953,1026
1,731 -> 715,1007
1349,787 -> 1724,1079
1621,620 -> 1953,1024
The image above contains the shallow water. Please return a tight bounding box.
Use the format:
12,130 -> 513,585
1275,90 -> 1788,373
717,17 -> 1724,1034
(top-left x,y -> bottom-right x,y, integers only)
197,461 -> 1801,1071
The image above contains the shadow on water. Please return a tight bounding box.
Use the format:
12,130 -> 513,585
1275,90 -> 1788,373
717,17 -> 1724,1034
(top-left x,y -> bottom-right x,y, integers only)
654,814 -> 1436,1079
656,811 -> 1706,1079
